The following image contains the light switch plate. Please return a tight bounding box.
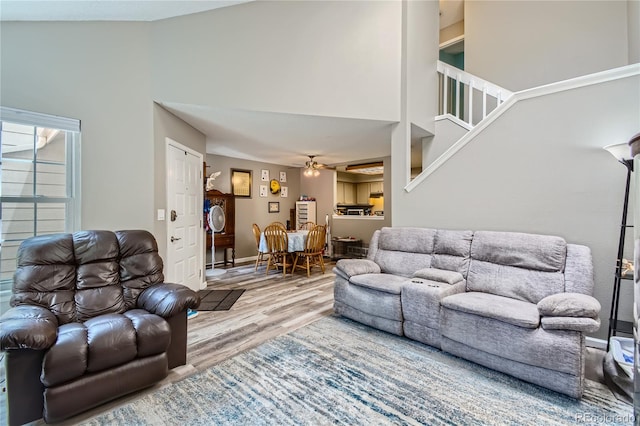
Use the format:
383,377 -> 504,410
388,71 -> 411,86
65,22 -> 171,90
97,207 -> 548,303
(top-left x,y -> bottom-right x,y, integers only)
157,209 -> 165,221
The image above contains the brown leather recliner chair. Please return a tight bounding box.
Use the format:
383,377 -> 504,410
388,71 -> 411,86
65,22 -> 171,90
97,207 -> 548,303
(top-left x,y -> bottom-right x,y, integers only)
0,230 -> 200,425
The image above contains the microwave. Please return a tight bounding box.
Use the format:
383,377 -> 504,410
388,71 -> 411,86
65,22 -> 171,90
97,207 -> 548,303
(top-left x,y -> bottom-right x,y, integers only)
347,209 -> 365,216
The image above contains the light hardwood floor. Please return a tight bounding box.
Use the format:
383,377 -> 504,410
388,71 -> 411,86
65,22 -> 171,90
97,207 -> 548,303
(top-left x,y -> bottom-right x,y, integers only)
187,261 -> 336,372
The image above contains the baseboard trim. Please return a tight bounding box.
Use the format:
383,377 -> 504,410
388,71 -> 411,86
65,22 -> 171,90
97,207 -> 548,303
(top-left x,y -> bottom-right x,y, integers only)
586,337 -> 607,350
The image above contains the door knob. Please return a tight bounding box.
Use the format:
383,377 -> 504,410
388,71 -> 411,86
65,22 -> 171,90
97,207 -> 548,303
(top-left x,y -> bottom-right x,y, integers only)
171,236 -> 181,242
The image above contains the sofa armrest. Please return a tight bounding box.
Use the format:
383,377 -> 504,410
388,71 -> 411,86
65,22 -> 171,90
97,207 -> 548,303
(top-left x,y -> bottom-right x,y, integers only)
334,259 -> 381,278
541,316 -> 601,333
0,305 -> 58,351
537,292 -> 600,318
137,283 -> 200,318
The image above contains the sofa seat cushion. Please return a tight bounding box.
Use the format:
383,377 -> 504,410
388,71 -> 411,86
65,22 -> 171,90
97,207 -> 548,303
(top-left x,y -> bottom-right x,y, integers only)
441,292 -> 540,329
42,312 -> 171,387
349,273 -> 407,295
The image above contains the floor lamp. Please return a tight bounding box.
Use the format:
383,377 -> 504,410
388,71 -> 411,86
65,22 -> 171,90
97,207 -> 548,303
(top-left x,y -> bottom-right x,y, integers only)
604,143 -> 634,351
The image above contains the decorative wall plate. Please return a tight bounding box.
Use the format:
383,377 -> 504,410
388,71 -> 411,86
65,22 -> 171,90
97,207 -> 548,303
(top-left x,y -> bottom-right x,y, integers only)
270,179 -> 281,194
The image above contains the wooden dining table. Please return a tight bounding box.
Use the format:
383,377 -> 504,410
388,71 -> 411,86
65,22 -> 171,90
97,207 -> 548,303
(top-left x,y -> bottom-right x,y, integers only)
259,230 -> 309,253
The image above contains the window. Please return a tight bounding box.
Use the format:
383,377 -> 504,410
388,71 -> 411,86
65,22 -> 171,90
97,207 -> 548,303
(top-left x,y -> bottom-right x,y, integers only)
0,107 -> 81,313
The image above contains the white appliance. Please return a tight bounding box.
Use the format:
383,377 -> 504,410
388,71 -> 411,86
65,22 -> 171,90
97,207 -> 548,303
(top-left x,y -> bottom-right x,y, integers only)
206,204 -> 226,278
295,201 -> 317,229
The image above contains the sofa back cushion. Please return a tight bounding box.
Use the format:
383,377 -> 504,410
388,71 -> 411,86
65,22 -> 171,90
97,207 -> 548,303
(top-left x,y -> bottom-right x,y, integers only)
373,227 -> 436,277
11,230 -> 164,325
117,230 -> 165,309
74,231 -> 126,321
431,229 -> 473,278
12,233 -> 77,324
467,231 -> 567,303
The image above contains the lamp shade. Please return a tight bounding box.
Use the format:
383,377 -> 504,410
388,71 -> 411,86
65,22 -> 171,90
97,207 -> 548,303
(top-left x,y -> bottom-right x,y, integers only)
603,143 -> 632,162
629,132 -> 640,157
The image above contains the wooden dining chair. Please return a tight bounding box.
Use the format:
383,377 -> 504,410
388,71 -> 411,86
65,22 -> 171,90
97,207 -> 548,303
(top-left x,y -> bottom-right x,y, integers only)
292,224 -> 327,277
271,221 -> 287,231
252,223 -> 267,271
298,221 -> 315,230
264,223 -> 290,276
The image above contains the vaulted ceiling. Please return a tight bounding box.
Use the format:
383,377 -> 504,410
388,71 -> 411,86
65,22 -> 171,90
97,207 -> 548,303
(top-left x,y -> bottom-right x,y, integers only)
2,0 -> 464,168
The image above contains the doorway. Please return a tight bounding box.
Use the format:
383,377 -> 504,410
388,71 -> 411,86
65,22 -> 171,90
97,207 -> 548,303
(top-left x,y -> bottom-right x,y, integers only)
165,138 -> 204,292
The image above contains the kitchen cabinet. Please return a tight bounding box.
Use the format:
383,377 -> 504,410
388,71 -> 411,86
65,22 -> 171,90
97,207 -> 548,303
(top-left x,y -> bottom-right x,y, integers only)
336,182 -> 345,204
343,182 -> 356,204
356,183 -> 370,204
369,181 -> 383,193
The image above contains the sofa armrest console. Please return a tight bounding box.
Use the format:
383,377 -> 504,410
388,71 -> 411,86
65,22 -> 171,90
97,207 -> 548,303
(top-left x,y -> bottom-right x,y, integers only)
413,268 -> 464,284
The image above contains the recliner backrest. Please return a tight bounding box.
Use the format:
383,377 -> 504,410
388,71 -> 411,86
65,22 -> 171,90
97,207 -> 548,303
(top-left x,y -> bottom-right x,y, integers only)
467,231 -> 567,304
11,230 -> 164,324
368,227 -> 473,278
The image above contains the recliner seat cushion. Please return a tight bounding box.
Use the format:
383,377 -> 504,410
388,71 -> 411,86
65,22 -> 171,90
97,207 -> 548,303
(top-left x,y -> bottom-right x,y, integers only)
441,292 -> 540,329
349,273 -> 407,295
42,311 -> 170,387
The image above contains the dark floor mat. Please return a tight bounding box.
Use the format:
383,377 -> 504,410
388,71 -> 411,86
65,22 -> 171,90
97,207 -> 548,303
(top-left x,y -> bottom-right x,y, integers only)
196,289 -> 245,311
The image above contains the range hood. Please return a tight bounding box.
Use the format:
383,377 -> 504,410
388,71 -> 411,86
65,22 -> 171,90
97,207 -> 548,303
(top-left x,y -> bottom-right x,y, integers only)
369,192 -> 384,198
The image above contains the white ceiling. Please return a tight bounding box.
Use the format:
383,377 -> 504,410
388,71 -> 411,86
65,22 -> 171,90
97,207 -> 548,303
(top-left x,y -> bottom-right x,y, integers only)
161,103 -> 394,168
0,1 -> 253,22
3,0 -> 464,168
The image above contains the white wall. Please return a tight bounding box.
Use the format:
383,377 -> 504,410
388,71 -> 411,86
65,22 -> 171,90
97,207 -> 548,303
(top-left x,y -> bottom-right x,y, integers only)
150,0 -> 402,122
1,22 -> 154,231
300,168 -> 335,231
423,117 -> 469,168
407,0 -> 440,134
465,1 -> 629,91
629,0 -> 640,64
394,74 -> 640,339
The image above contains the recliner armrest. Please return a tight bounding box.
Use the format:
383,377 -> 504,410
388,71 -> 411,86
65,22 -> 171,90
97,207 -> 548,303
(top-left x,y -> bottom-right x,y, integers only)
537,292 -> 601,333
137,283 -> 200,318
541,316 -> 601,333
334,259 -> 381,278
0,305 -> 58,350
537,292 -> 600,318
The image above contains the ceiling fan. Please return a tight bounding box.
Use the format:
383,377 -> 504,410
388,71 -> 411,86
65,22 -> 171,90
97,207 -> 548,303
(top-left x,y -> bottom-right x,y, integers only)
303,155 -> 331,177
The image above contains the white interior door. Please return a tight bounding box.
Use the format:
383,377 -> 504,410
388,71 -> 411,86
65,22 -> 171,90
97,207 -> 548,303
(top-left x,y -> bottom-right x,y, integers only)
166,140 -> 203,292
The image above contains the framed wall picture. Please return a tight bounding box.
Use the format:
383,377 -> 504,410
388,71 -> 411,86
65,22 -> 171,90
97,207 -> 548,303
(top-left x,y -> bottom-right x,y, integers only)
280,186 -> 288,198
279,171 -> 287,182
259,185 -> 268,197
268,201 -> 280,213
261,169 -> 270,182
231,169 -> 252,198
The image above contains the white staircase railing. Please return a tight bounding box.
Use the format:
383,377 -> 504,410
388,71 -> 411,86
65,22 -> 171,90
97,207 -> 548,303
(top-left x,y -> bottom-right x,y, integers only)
438,61 -> 513,128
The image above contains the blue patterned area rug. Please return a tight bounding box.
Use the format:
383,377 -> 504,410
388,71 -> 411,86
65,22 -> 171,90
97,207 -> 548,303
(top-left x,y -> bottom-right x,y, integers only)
83,316 -> 633,425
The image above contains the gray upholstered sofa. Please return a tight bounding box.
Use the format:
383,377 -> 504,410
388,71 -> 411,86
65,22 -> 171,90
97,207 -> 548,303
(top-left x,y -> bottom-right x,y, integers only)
333,227 -> 601,398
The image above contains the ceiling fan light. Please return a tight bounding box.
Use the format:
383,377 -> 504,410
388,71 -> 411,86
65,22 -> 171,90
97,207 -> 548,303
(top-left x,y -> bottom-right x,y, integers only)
304,168 -> 313,177
313,169 -> 320,177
